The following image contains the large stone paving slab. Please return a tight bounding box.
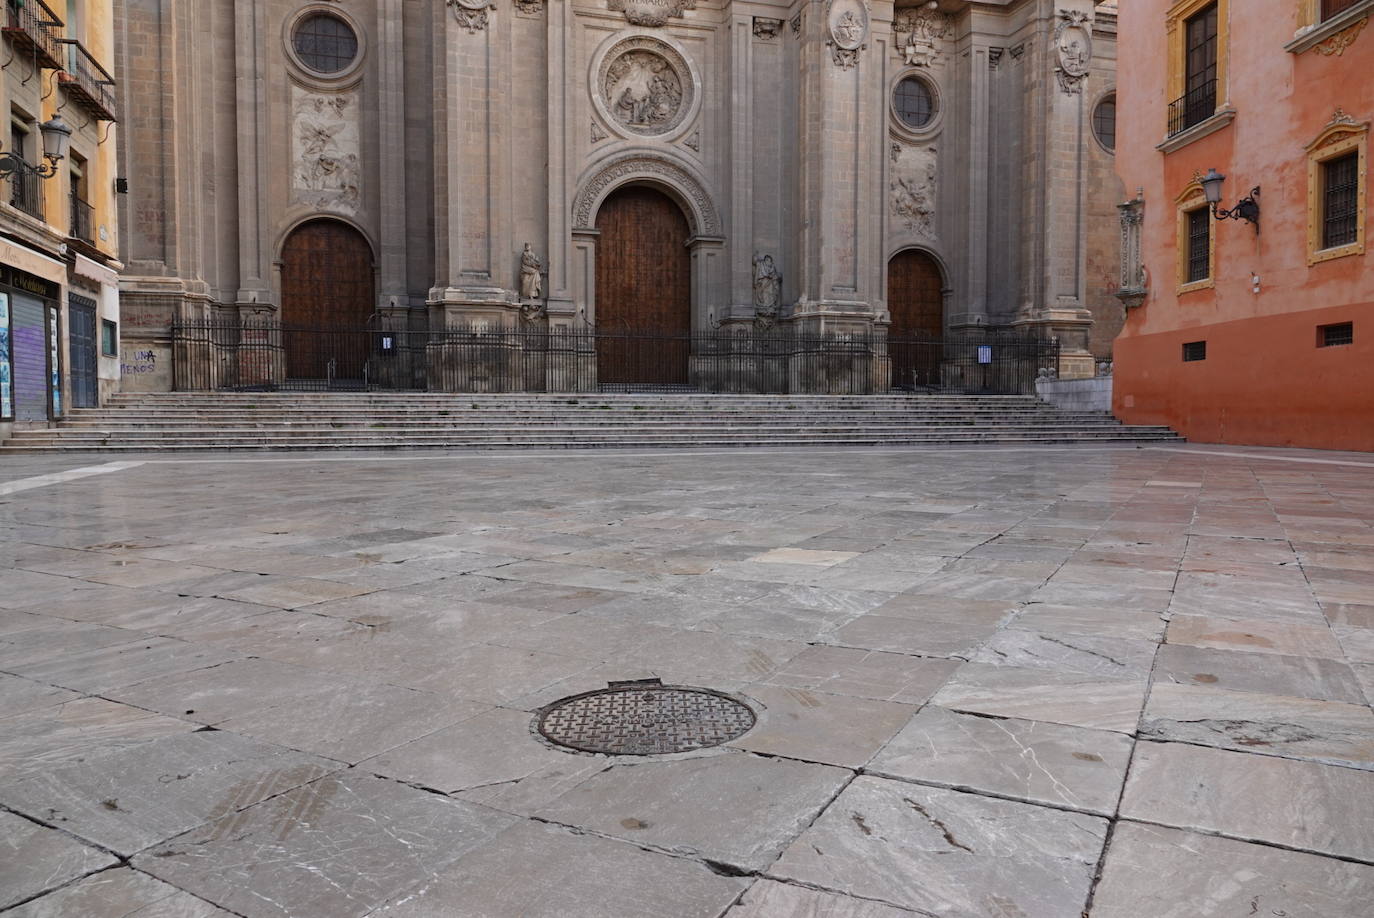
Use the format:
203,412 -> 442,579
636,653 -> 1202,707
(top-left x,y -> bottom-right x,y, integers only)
1121,741 -> 1374,861
868,706 -> 1132,815
771,776 -> 1107,918
536,750 -> 850,871
134,773 -> 515,918
5,866 -> 236,917
1091,822 -> 1374,918
370,820 -> 747,918
728,684 -> 917,768
759,645 -> 959,704
725,880 -> 911,918
929,663 -> 1148,734
0,697 -> 195,783
1151,642 -> 1368,703
0,810 -> 117,910
0,730 -> 339,855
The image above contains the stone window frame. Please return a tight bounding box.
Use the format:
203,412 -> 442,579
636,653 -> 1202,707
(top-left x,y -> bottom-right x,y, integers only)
1287,0 -> 1373,54
1175,180 -> 1216,294
1306,115 -> 1368,265
1160,0 -> 1231,149
284,4 -> 367,85
888,69 -> 943,142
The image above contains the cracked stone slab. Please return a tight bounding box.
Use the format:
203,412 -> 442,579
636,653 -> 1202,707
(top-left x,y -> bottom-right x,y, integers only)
725,879 -> 912,917
1166,614 -> 1344,659
970,628 -> 1157,677
929,663 -> 1148,734
827,613 -> 1000,658
1121,742 -> 1374,861
0,810 -> 117,909
3,637 -> 244,695
0,729 -> 340,856
771,776 -> 1106,918
747,548 -> 861,567
1010,603 -> 1166,642
370,820 -> 747,918
1152,643 -> 1368,703
868,706 -> 1132,816
1140,682 -> 1374,769
4,866 -> 236,917
215,577 -> 375,610
134,773 -> 515,918
0,672 -> 82,718
1091,822 -> 1374,918
760,645 -> 959,704
535,750 -> 850,871
0,697 -> 195,783
728,684 -> 917,768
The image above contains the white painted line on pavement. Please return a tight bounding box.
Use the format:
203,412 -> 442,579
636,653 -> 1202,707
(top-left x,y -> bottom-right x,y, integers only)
0,461 -> 145,496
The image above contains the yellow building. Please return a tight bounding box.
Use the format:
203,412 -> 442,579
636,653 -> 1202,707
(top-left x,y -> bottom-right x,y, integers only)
0,0 -> 119,433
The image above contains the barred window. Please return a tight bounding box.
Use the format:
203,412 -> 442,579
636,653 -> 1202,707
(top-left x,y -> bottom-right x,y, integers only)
1182,341 -> 1207,362
292,13 -> 358,74
893,77 -> 936,130
1186,207 -> 1211,283
1322,151 -> 1359,250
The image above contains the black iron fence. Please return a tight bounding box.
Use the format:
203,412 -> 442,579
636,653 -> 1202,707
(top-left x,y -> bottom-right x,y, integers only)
171,321 -> 1058,396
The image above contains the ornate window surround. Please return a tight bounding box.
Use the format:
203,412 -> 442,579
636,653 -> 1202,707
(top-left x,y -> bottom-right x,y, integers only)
1175,180 -> 1215,294
1164,0 -> 1229,136
1288,0 -> 1372,54
283,4 -> 367,86
1306,113 -> 1369,265
888,70 -> 943,142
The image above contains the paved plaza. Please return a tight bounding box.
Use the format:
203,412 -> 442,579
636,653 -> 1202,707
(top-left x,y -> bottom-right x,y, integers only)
2,443 -> 1373,917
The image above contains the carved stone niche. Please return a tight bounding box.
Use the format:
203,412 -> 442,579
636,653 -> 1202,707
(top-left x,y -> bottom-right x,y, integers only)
595,36 -> 697,138
1116,194 -> 1147,309
827,0 -> 869,69
607,0 -> 697,28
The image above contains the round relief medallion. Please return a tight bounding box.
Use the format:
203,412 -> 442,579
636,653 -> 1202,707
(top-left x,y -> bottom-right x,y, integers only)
597,37 -> 695,138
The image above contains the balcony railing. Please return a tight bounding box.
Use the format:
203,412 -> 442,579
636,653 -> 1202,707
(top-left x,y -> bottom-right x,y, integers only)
57,39 -> 116,121
9,168 -> 45,220
1167,79 -> 1217,138
69,192 -> 93,244
2,0 -> 64,71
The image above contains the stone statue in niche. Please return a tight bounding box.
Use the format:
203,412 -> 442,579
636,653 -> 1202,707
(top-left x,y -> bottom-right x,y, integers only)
1054,9 -> 1093,94
605,51 -> 683,129
894,3 -> 952,67
891,144 -> 938,238
519,243 -> 543,300
292,89 -> 360,214
753,253 -> 781,327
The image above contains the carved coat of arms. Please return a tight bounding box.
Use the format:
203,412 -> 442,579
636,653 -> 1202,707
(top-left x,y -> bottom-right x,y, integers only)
607,0 -> 696,28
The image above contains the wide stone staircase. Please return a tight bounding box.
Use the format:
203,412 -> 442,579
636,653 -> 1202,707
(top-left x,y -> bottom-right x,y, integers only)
0,392 -> 1183,453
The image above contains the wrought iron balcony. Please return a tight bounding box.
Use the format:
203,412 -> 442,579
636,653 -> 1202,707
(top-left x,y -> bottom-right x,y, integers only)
8,168 -> 45,220
1167,79 -> 1217,138
57,38 -> 116,122
2,0 -> 64,71
69,192 -> 93,244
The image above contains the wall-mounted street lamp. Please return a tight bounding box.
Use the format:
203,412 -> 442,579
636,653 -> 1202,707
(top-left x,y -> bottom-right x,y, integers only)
0,115 -> 72,180
1201,168 -> 1260,232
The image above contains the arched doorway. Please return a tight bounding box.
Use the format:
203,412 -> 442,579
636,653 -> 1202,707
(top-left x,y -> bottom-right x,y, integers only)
594,185 -> 692,386
280,219 -> 374,385
886,249 -> 945,389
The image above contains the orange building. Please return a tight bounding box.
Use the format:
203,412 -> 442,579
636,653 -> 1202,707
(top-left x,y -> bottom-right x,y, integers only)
1112,0 -> 1372,450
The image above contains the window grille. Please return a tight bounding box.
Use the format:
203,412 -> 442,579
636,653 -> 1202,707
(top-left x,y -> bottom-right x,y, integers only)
1182,341 -> 1207,362
1322,152 -> 1359,250
292,14 -> 358,74
1186,208 -> 1211,283
1320,322 -> 1354,348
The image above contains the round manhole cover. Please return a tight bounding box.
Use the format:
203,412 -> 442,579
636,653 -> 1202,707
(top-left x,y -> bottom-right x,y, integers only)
537,680 -> 756,755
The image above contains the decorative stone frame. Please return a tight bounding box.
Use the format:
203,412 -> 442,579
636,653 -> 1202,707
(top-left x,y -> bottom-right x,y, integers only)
888,70 -> 943,142
1165,0 -> 1229,129
589,32 -> 702,143
1306,113 -> 1368,265
1289,0 -> 1372,54
1175,181 -> 1216,294
1090,90 -> 1117,155
283,4 -> 367,86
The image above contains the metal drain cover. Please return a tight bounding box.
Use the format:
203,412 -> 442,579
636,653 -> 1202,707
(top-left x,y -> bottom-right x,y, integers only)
537,679 -> 756,755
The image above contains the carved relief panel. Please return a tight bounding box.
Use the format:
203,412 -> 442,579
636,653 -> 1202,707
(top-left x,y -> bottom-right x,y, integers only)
607,0 -> 696,28
890,143 -> 938,239
893,5 -> 952,67
827,0 -> 869,69
291,88 -> 361,215
593,35 -> 698,140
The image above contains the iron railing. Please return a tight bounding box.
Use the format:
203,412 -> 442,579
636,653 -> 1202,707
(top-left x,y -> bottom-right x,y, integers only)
69,192 -> 93,243
58,38 -> 116,121
1167,78 -> 1216,137
170,321 -> 1059,396
2,0 -> 64,70
8,167 -> 44,219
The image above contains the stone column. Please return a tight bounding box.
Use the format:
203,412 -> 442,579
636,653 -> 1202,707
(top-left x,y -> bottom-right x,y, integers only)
233,0 -> 272,312
545,0 -> 575,324
376,0 -> 410,317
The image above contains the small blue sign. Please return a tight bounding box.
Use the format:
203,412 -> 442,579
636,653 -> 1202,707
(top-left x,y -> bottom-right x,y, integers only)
977,345 -> 993,365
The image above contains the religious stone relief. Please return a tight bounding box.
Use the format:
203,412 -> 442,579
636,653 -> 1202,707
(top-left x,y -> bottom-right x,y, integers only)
894,3 -> 952,67
607,0 -> 696,28
591,121 -> 608,143
597,37 -> 694,137
291,88 -> 360,214
1054,9 -> 1093,94
448,0 -> 494,33
573,153 -> 720,235
827,0 -> 868,69
890,143 -> 937,238
753,253 -> 781,328
753,17 -> 783,40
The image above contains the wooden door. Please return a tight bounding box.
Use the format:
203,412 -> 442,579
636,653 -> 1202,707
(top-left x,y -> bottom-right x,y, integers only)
594,186 -> 692,385
280,220 -> 374,383
887,250 -> 945,389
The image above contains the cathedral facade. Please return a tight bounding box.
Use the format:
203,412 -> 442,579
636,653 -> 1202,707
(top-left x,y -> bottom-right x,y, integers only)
115,0 -> 1122,392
